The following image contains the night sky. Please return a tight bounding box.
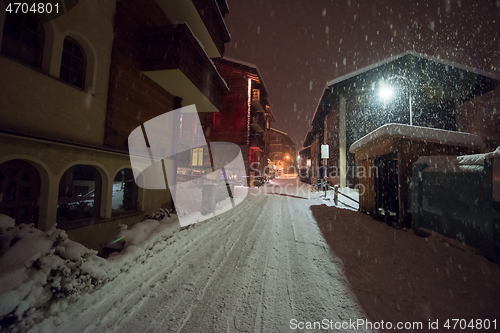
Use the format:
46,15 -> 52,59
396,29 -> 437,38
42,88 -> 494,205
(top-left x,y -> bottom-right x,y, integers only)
223,0 -> 500,148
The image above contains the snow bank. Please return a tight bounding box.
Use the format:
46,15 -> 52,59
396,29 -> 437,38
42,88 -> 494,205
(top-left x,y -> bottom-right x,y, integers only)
0,212 -> 181,331
104,214 -> 180,269
349,123 -> 485,153
414,146 -> 500,173
0,219 -> 114,330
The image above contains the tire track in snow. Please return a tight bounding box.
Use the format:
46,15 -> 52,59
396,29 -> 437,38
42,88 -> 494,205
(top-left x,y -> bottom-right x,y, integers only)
117,194 -> 268,333
107,193 -> 271,333
52,195 -> 262,333
177,193 -> 280,332
172,195 -> 271,332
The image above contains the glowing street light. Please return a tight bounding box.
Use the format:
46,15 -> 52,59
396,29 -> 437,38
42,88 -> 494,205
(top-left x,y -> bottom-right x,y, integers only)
379,82 -> 393,101
379,75 -> 413,126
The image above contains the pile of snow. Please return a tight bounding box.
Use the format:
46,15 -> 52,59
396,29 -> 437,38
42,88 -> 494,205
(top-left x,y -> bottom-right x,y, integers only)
414,146 -> 500,173
103,214 -> 180,270
0,215 -> 116,330
0,212 -> 181,331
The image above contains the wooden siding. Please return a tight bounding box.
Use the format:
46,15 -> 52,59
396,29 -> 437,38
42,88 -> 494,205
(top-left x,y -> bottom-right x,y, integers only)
210,63 -> 249,145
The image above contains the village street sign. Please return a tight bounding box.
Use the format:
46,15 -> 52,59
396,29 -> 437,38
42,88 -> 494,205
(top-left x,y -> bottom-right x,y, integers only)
321,144 -> 329,159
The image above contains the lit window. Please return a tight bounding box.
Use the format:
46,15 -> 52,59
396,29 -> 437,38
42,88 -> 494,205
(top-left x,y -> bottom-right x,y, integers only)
191,148 -> 204,166
60,37 -> 86,89
252,89 -> 260,101
1,12 -> 44,68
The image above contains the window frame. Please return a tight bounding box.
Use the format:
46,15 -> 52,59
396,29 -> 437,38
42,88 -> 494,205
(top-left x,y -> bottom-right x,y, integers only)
59,36 -> 87,89
1,12 -> 45,69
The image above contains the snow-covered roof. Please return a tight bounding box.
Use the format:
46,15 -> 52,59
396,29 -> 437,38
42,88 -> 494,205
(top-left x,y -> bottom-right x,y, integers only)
349,123 -> 486,153
220,56 -> 274,118
221,57 -> 270,93
221,56 -> 258,69
299,145 -> 311,153
327,50 -> 498,87
270,128 -> 288,136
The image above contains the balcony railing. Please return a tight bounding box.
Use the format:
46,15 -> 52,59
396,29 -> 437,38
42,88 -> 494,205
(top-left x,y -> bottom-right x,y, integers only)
249,133 -> 265,149
250,112 -> 266,133
154,0 -> 230,58
139,24 -> 228,111
192,0 -> 230,56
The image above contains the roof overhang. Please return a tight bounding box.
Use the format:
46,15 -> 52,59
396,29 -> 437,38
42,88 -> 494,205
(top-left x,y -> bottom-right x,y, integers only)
302,130 -> 314,148
350,123 -> 485,154
299,145 -> 311,154
327,50 -> 498,87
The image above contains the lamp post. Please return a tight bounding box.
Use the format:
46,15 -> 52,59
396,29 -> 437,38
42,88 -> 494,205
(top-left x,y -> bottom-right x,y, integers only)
379,75 -> 413,126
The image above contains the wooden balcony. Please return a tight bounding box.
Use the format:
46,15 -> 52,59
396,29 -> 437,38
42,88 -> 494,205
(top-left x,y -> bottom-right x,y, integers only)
250,112 -> 266,133
139,24 -> 228,112
249,133 -> 265,149
154,0 -> 230,58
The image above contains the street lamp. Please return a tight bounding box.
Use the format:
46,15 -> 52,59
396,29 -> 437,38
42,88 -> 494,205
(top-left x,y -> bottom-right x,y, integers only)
379,75 -> 413,126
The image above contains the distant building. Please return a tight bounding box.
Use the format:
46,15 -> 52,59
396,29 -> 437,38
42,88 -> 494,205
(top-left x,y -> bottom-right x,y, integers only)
209,58 -> 276,182
305,51 -> 499,187
0,0 -> 231,250
268,128 -> 296,174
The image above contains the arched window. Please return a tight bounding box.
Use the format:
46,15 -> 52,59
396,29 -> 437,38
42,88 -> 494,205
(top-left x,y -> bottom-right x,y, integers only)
60,37 -> 86,89
57,165 -> 101,226
112,168 -> 138,213
1,12 -> 44,68
0,160 -> 41,226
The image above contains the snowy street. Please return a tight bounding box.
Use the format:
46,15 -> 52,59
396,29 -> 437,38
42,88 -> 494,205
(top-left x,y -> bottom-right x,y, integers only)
2,1 -> 499,332
30,177 -> 500,333
32,177 -> 369,332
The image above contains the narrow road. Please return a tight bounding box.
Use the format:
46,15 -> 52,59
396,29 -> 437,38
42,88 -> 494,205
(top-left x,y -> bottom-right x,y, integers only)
36,177 -> 369,333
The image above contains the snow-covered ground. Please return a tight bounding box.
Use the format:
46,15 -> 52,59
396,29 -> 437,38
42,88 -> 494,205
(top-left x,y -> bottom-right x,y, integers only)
3,176 -> 499,332
23,177 -> 370,333
259,176 -> 359,211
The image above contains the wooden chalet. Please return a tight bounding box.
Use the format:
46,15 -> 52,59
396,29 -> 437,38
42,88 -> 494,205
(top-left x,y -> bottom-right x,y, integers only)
208,58 -> 276,183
